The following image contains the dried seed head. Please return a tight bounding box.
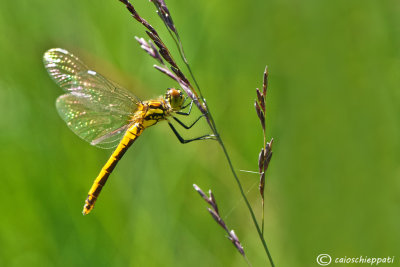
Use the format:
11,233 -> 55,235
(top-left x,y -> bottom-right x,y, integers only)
120,0 -> 157,35
264,151 -> 273,172
135,37 -> 164,65
171,66 -> 190,85
265,139 -> 273,164
193,184 -> 212,205
258,148 -> 265,173
268,138 -> 274,148
207,208 -> 224,228
263,65 -> 268,96
229,230 -> 245,256
153,65 -> 175,79
209,190 -> 219,214
145,31 -> 177,68
193,185 -> 247,258
255,100 -> 265,131
151,0 -> 176,33
256,88 -> 265,112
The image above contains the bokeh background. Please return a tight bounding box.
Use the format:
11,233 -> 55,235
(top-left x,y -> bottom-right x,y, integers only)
0,0 -> 399,266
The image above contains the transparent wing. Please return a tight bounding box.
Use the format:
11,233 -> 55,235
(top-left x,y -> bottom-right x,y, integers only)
44,48 -> 139,149
56,94 -> 134,149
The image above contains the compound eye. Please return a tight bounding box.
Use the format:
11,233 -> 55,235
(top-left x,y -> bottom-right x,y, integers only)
169,88 -> 179,98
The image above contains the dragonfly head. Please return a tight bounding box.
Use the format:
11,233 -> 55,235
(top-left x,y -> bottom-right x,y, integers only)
165,88 -> 184,111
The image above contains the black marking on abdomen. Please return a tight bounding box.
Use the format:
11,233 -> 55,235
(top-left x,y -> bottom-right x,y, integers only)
144,113 -> 166,121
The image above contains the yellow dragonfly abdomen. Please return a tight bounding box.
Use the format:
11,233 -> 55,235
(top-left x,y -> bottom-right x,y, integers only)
82,122 -> 143,215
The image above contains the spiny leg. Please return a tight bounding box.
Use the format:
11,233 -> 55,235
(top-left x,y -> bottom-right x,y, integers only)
168,121 -> 216,144
181,97 -> 191,109
170,99 -> 215,143
176,100 -> 193,116
172,114 -> 205,129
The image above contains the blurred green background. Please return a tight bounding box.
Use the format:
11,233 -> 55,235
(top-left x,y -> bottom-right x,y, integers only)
0,0 -> 399,266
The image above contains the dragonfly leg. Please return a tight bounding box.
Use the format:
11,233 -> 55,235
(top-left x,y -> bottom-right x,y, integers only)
181,97 -> 192,109
172,114 -> 205,129
168,122 -> 216,144
176,100 -> 193,116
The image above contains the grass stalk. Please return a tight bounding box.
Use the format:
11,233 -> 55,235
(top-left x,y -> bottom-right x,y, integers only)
157,4 -> 275,266
165,15 -> 275,267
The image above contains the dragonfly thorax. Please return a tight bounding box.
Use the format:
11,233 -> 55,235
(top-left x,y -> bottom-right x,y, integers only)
165,88 -> 184,111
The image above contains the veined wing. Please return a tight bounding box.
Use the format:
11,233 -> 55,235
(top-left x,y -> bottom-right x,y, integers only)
44,48 -> 140,149
56,94 -> 133,149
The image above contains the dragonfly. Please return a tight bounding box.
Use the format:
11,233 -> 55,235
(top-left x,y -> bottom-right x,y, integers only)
43,48 -> 212,215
